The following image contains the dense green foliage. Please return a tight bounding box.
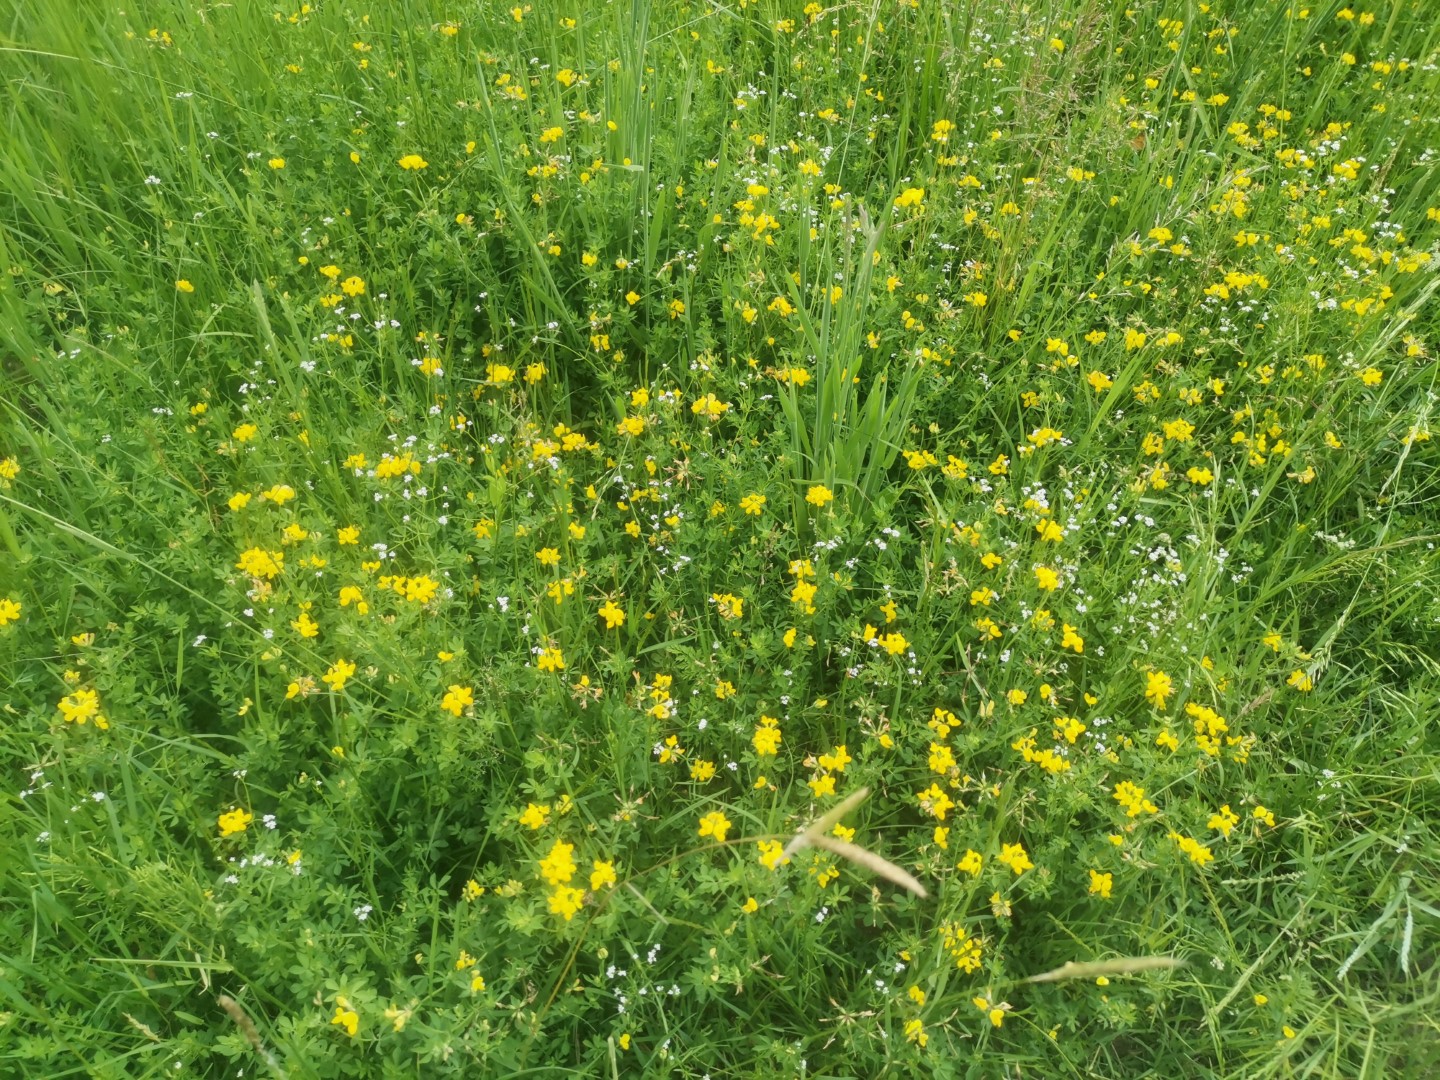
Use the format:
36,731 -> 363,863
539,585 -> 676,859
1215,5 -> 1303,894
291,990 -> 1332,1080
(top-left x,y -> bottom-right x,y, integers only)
2,0 -> 1439,1076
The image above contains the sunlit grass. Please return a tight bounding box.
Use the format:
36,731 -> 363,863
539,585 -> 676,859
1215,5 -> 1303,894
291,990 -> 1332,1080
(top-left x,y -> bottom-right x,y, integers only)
2,1 -> 1438,1076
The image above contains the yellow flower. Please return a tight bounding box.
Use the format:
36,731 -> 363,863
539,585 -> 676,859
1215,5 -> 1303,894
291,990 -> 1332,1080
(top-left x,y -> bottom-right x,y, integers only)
598,599 -> 625,629
711,593 -> 744,619
893,187 -> 925,208
268,157 -> 285,169
547,885 -> 585,920
236,547 -> 284,580
1178,794 -> 1223,844
330,1002 -> 359,1037
757,839 -> 788,869
690,759 -> 717,782
998,842 -> 1033,875
340,275 -> 366,297
1036,519 -> 1064,542
218,807 -> 253,837
1088,869 -> 1113,898
928,742 -> 955,774
260,484 -> 295,505
691,393 -> 730,420
752,715 -> 782,756
971,994 -> 1008,1026
539,839 -> 577,885
397,153 -> 429,170
590,860 -> 617,890
1060,623 -> 1084,653
175,279 -> 195,293
790,580 -> 818,613
808,773 -> 837,798
917,783 -> 954,820
321,658 -> 356,692
56,688 -> 106,731
1145,670 -> 1174,710
518,802 -> 550,830
337,585 -> 368,615
440,685 -> 473,716
0,598 -> 22,626
805,484 -> 834,507
1169,831 -> 1215,866
877,632 -> 909,656
1113,780 -> 1158,817
697,810 -> 732,842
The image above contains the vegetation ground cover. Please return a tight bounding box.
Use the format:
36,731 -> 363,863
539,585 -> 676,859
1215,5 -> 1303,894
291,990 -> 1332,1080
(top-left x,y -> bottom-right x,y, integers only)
2,0 -> 1439,1076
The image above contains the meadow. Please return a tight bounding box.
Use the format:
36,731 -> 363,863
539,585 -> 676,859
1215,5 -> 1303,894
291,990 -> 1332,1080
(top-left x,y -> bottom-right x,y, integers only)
1,0 -> 1439,1075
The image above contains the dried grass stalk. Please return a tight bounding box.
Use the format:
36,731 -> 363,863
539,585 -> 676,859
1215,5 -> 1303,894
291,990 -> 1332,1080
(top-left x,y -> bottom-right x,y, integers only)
1025,956 -> 1183,983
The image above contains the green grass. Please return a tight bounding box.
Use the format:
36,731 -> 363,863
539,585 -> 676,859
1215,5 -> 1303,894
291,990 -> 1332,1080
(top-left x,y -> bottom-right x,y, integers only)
2,0 -> 1439,1075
